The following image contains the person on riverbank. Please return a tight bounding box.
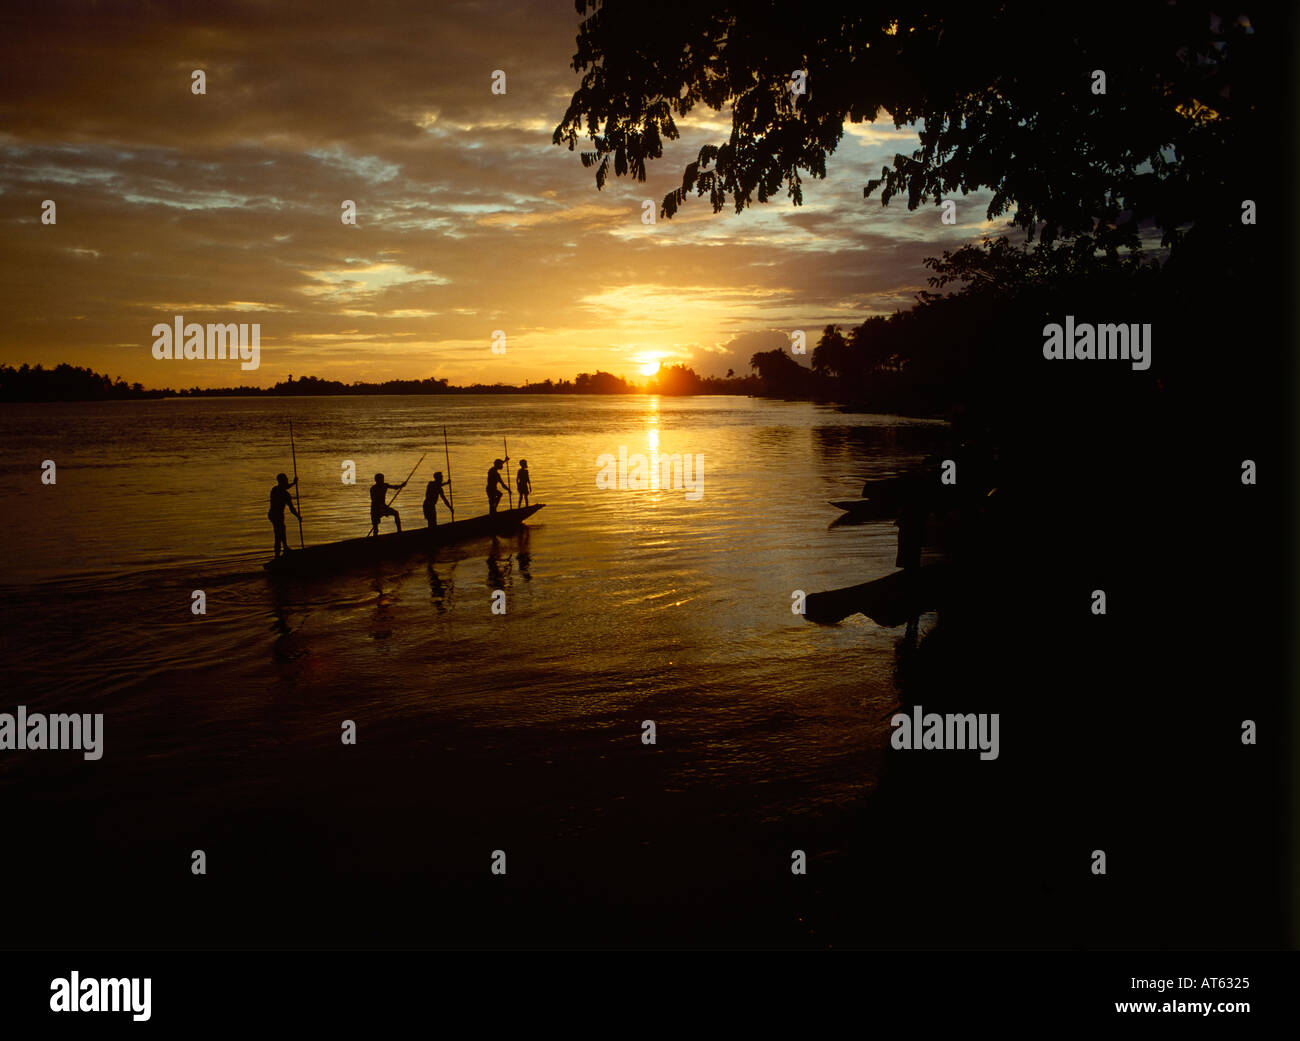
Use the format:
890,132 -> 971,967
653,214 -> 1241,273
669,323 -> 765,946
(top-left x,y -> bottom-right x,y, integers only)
268,472 -> 299,558
486,458 -> 509,514
423,472 -> 452,526
369,472 -> 406,535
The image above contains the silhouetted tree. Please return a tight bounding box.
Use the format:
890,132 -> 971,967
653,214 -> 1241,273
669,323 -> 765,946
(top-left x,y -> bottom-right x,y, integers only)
574,370 -> 635,393
648,363 -> 705,395
0,363 -> 171,401
749,348 -> 817,396
810,325 -> 850,378
555,2 -> 1271,255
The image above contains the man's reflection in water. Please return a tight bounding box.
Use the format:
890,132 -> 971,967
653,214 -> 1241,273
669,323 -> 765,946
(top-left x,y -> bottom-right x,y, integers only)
427,561 -> 455,613
516,527 -> 532,582
487,536 -> 513,590
370,578 -> 395,640
267,577 -> 302,663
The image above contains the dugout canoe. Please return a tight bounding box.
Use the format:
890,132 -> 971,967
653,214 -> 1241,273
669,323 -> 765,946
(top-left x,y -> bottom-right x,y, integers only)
830,468 -> 965,522
828,474 -> 916,518
264,504 -> 544,576
802,563 -> 950,626
829,498 -> 897,521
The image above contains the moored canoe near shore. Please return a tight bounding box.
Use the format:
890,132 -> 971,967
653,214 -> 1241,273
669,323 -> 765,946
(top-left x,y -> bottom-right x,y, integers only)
803,563 -> 950,626
264,504 -> 544,576
829,471 -> 933,519
829,498 -> 897,521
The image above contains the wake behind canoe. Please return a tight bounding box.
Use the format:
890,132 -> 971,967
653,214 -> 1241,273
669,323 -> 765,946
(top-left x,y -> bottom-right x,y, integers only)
264,504 -> 544,576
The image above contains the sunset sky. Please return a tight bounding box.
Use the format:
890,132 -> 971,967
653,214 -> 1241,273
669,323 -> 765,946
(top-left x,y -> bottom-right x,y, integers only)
0,0 -> 1002,388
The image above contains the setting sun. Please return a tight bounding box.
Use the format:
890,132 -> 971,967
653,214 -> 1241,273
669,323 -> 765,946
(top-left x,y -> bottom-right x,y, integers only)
639,358 -> 663,376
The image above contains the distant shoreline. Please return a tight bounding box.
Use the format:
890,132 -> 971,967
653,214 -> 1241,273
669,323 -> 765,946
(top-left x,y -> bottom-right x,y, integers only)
0,362 -> 764,403
0,362 -> 949,419
1,389 -> 761,401
0,391 -> 949,423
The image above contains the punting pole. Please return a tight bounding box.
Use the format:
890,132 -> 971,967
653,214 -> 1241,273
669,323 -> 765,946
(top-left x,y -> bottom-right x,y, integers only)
504,437 -> 513,510
443,425 -> 455,521
387,453 -> 426,508
289,419 -> 304,549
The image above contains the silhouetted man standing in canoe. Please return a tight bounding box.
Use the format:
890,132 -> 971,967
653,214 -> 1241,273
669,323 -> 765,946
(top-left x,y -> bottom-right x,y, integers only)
268,472 -> 299,558
486,458 -> 508,514
369,472 -> 406,536
423,472 -> 452,527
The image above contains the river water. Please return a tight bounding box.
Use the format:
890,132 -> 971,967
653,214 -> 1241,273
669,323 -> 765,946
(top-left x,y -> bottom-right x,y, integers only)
0,395 -> 951,947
